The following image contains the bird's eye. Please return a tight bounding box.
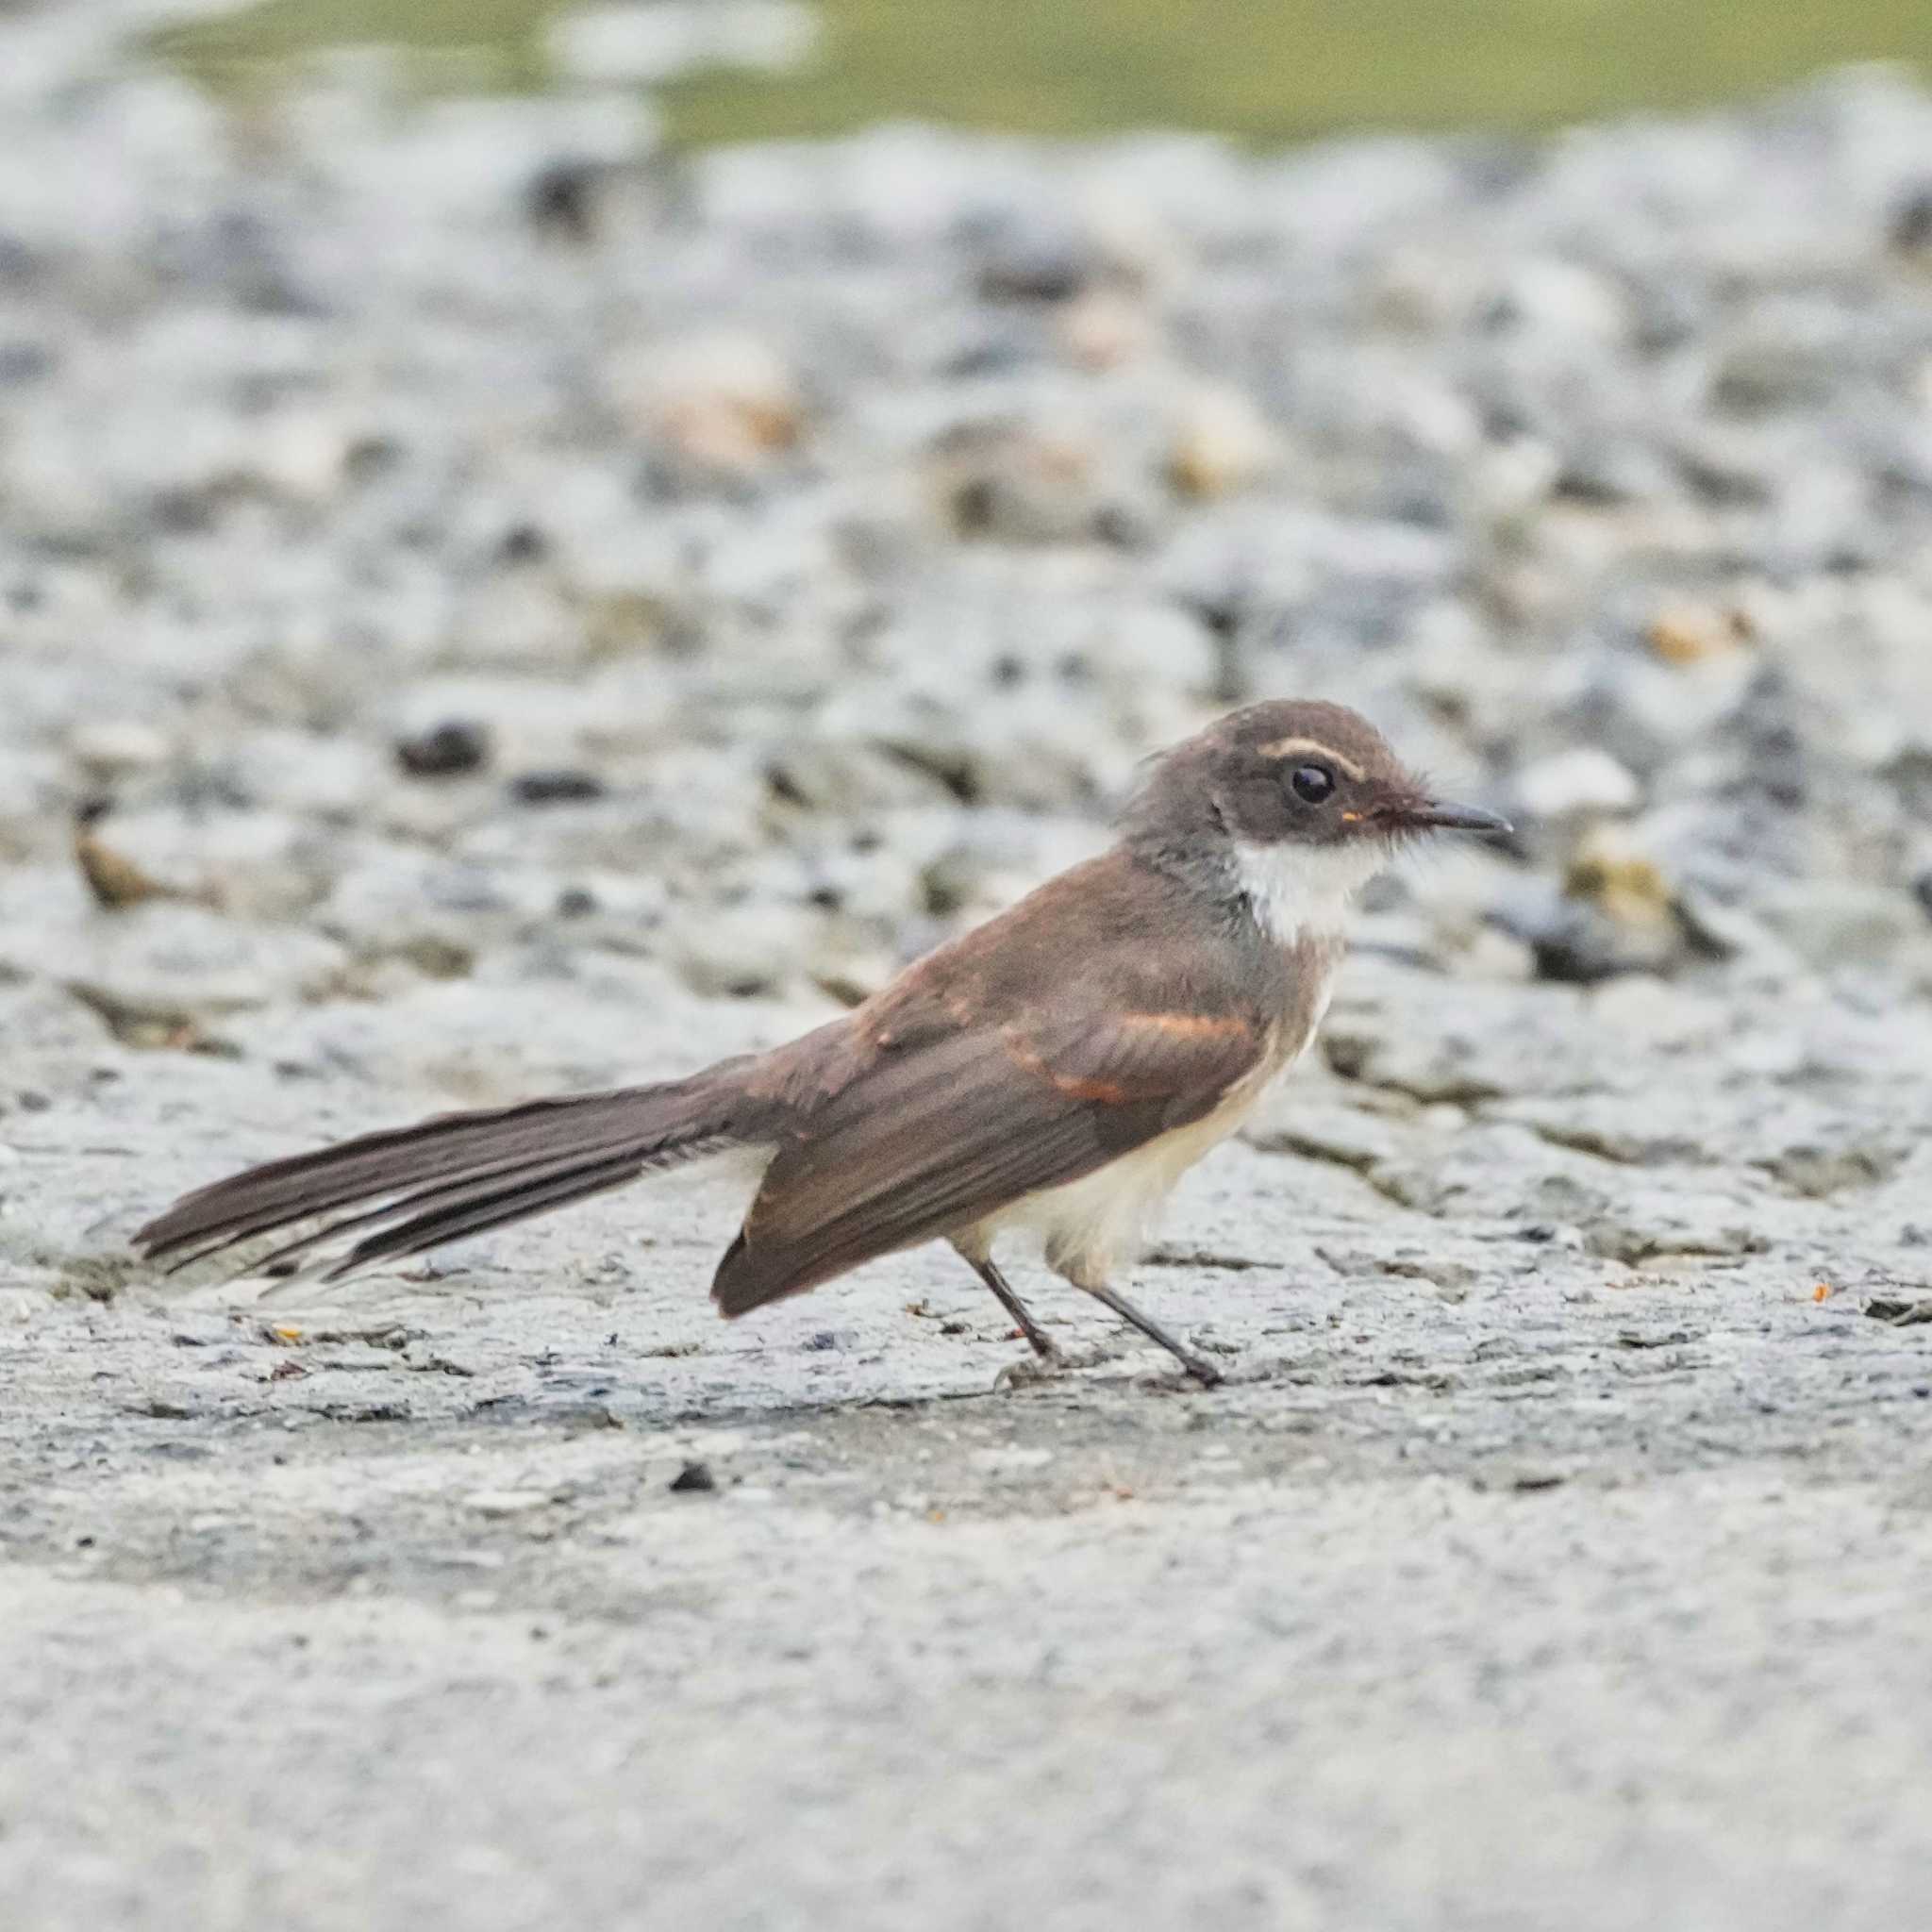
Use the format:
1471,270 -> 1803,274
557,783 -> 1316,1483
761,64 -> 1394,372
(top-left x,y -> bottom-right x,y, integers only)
1291,763 -> 1336,805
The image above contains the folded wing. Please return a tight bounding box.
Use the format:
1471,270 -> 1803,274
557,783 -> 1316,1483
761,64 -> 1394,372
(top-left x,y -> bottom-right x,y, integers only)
711,1006 -> 1268,1314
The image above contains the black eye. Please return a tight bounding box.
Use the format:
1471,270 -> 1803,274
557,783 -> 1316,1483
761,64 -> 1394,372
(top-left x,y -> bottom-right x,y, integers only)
1291,763 -> 1336,805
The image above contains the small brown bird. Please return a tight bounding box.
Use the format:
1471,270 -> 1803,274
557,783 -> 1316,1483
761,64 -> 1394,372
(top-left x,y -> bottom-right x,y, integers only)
136,701 -> 1508,1384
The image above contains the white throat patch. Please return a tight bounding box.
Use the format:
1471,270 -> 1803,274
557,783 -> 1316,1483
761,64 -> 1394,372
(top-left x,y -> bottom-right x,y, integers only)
1232,839 -> 1384,945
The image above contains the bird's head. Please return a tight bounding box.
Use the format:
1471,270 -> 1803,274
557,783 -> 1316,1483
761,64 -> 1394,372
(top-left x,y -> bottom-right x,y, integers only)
1122,699 -> 1511,936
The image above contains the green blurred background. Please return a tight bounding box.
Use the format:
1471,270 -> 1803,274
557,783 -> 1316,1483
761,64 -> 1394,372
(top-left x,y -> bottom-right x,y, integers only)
158,0 -> 1932,145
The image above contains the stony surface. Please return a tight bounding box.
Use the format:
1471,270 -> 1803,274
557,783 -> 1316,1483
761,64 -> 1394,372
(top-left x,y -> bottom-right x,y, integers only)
3,6 -> 1932,1927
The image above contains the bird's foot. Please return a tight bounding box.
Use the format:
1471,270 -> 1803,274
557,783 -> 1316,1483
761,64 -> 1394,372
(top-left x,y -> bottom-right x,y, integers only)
1140,1347 -> 1226,1390
1015,1325 -> 1066,1366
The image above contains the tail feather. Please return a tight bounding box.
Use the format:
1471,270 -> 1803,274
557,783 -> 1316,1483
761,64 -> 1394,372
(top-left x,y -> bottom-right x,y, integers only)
158,1137 -> 573,1276
310,1148 -> 680,1284
250,1142 -> 661,1282
134,1070 -> 764,1285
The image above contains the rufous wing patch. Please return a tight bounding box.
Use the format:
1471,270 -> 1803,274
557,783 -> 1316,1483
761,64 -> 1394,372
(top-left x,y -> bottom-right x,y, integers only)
1001,1009 -> 1263,1108
1118,1011 -> 1252,1040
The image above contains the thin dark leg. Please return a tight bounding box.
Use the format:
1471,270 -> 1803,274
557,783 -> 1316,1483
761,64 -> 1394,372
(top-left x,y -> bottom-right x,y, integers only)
960,1253 -> 1062,1363
1085,1283 -> 1223,1387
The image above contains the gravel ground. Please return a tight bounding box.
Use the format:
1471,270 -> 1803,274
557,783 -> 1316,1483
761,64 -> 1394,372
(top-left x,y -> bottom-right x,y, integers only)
4,6 -> 1932,1927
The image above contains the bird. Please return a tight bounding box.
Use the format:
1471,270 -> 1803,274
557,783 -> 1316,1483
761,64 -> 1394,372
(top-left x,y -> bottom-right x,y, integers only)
134,700 -> 1510,1385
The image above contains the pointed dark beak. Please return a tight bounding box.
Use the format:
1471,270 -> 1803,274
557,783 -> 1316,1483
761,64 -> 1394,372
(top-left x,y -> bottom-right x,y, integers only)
1395,798 -> 1514,837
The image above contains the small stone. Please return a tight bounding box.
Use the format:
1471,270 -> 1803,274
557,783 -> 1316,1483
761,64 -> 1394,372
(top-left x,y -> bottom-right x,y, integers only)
1563,828 -> 1674,928
1753,879 -> 1929,971
669,1459 -> 717,1493
1058,288 -> 1154,370
256,409 -> 356,505
463,1489 -> 554,1518
496,522 -> 550,566
974,217 -> 1096,304
509,769 -> 606,806
1490,828 -> 1686,984
1708,310 -> 1843,416
396,721 -> 492,780
68,720 -> 169,781
613,331 -> 802,475
1510,747 -> 1641,823
1483,257 -> 1627,343
1168,385 -> 1280,501
664,900 -> 812,998
526,158 -> 605,243
1888,185 -> 1932,259
1865,1296 -> 1932,1327
1645,604 -> 1752,665
927,418 -> 1105,543
72,808 -> 177,912
0,341 -> 53,387
1518,910 -> 1664,986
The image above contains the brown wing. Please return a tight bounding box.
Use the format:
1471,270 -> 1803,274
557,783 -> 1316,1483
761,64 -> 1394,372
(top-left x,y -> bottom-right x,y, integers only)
710,1005 -> 1268,1315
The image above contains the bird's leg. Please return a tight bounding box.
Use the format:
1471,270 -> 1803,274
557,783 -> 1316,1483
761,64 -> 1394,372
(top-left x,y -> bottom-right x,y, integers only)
1083,1282 -> 1223,1387
958,1251 -> 1062,1363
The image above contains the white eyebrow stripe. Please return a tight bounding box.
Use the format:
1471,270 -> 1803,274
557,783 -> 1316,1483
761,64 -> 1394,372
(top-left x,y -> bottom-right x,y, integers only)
1257,736 -> 1367,781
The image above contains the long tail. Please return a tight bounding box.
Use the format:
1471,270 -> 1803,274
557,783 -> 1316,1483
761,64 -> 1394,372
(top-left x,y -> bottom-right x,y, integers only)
133,1065 -> 771,1286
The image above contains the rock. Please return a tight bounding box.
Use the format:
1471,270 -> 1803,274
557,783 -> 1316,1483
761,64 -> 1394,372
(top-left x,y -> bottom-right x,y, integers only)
971,211 -> 1097,304
212,732 -> 391,823
1890,185 -> 1932,259
668,1459 -> 717,1493
1483,257 -> 1629,345
926,418 -> 1108,544
1707,305 -> 1848,416
1503,897 -> 1682,986
1246,1091 -> 1412,1172
69,803 -> 327,923
1582,1193 -> 1766,1264
463,1489 -> 555,1518
1168,385 -> 1280,501
1058,288 -> 1155,370
72,809 -> 179,912
1645,603 -> 1753,666
526,158 -> 606,243
612,332 -> 803,477
397,721 -> 493,780
663,901 -> 816,998
1562,828 -> 1675,930
0,888 -> 346,1036
510,770 -> 607,806
1489,828 -> 1689,984
1866,1294 -> 1932,1327
68,721 -> 169,782
1508,747 -> 1641,824
1753,880 -> 1930,972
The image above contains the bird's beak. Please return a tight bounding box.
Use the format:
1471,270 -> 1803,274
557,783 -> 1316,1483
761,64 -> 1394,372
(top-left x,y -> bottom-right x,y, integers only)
1394,797 -> 1514,836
